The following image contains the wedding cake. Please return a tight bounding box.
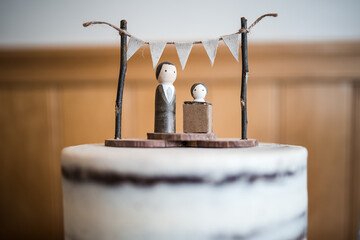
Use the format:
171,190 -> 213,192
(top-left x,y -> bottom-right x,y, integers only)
61,143 -> 307,240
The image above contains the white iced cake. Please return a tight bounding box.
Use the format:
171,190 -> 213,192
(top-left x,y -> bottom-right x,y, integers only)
61,143 -> 307,240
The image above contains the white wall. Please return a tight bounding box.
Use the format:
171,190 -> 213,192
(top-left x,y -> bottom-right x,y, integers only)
0,0 -> 359,47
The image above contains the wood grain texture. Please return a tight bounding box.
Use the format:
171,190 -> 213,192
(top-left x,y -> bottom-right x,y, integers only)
60,84 -> 124,146
135,82 -> 157,138
147,132 -> 216,141
0,42 -> 359,239
0,87 -> 63,240
105,138 -> 257,149
105,139 -> 183,148
247,83 -> 280,143
351,84 -> 360,239
1,42 -> 359,84
186,138 -> 258,148
280,82 -> 352,240
211,82 -> 241,138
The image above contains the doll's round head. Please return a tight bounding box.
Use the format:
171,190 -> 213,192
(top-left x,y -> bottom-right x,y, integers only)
191,83 -> 207,102
156,62 -> 177,84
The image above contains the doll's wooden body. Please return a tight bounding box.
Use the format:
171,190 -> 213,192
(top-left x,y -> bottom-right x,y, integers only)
154,62 -> 177,133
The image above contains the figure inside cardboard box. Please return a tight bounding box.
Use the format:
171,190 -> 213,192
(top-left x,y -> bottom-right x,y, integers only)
191,83 -> 207,102
183,83 -> 213,133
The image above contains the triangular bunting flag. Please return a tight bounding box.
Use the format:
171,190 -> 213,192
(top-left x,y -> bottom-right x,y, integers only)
127,36 -> 145,61
222,34 -> 240,62
202,39 -> 219,66
175,42 -> 193,70
149,41 -> 167,69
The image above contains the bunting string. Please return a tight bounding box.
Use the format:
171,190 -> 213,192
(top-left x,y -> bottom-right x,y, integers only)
83,13 -> 277,69
83,13 -> 277,45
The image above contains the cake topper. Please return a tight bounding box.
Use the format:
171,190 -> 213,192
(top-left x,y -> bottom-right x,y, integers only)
83,14 -> 278,148
154,62 -> 177,133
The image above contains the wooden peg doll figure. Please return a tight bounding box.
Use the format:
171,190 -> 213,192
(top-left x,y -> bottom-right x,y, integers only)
154,62 -> 177,133
191,83 -> 207,102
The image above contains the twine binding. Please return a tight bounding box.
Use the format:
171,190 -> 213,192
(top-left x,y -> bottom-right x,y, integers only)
83,13 -> 278,45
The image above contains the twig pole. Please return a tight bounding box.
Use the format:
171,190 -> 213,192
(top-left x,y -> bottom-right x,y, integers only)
115,20 -> 127,139
240,17 -> 249,140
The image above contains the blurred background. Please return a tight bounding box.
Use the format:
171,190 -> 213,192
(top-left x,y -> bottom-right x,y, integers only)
0,0 -> 359,239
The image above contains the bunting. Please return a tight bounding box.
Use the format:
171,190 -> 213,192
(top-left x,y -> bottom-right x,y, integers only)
127,36 -> 145,61
126,34 -> 241,68
202,39 -> 219,66
175,42 -> 193,70
84,14 -> 279,69
149,42 -> 167,69
222,34 -> 240,62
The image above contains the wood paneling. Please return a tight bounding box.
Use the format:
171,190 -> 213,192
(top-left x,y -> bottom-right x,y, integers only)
211,82 -> 241,138
1,42 -> 360,84
351,84 -> 360,239
60,84 -> 117,146
248,83 -> 280,143
0,42 -> 359,239
134,83 -> 155,138
0,87 -> 63,240
280,83 -> 352,239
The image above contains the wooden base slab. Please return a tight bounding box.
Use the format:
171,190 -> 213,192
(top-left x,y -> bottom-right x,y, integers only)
147,132 -> 216,141
186,138 -> 258,148
105,139 -> 183,148
105,138 -> 258,148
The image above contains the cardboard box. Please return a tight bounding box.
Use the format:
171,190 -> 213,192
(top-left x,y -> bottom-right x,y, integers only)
183,101 -> 213,133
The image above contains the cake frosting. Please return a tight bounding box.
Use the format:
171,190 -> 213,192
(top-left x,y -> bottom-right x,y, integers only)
61,143 -> 307,240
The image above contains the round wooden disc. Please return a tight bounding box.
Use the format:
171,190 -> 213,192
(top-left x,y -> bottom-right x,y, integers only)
105,139 -> 183,148
147,132 -> 216,141
186,138 -> 258,148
